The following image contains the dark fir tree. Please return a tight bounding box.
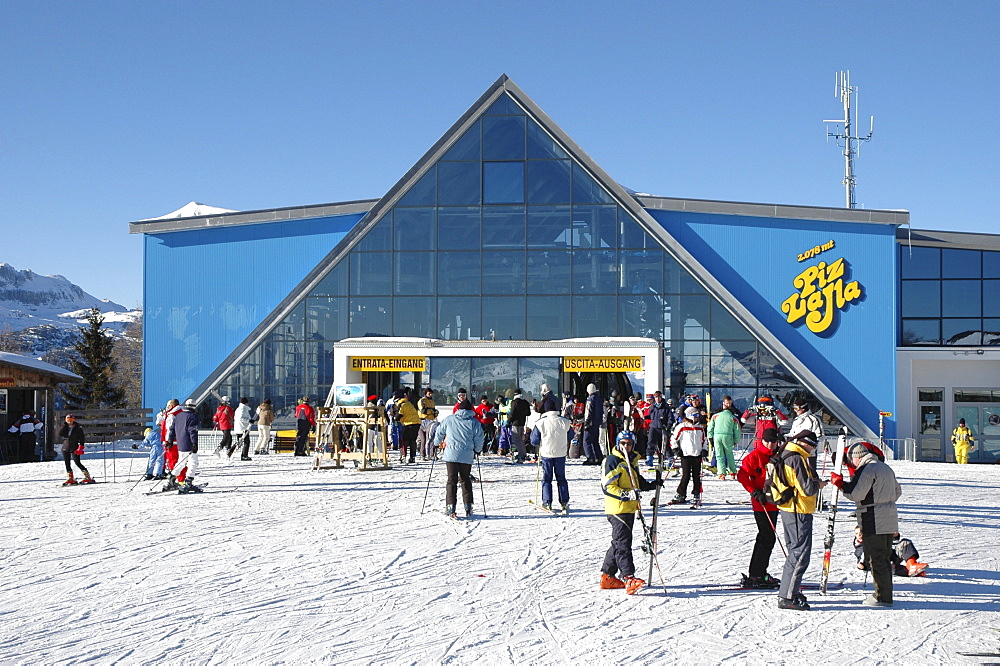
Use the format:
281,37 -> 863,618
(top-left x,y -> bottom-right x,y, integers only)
63,308 -> 127,409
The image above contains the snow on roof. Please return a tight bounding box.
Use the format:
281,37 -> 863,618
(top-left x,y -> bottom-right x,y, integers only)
141,201 -> 238,221
0,351 -> 81,381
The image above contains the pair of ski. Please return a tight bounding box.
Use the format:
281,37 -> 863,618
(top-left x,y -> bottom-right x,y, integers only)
143,482 -> 236,496
528,499 -> 568,517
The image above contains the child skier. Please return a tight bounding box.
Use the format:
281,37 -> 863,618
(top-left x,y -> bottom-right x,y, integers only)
600,430 -> 662,594
854,528 -> 929,577
59,415 -> 94,485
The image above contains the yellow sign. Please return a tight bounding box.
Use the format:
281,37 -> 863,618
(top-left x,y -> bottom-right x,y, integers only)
563,357 -> 643,372
780,257 -> 864,335
350,357 -> 426,372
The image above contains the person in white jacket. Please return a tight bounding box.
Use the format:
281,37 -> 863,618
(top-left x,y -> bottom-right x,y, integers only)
530,408 -> 574,512
667,407 -> 707,506
789,399 -> 824,471
232,397 -> 253,461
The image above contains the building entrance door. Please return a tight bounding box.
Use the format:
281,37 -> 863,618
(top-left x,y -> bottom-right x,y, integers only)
917,403 -> 944,462
954,403 -> 1000,463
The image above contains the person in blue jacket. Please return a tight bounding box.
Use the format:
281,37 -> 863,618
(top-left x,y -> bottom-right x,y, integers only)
434,399 -> 484,519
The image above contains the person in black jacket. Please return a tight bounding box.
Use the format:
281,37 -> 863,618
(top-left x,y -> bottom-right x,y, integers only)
59,415 -> 94,486
507,389 -> 531,464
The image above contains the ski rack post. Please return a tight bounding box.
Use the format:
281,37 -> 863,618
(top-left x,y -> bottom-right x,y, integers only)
820,427 -> 848,595
879,410 -> 893,458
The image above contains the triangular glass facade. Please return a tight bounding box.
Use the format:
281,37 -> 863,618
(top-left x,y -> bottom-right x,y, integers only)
213,91 -> 805,417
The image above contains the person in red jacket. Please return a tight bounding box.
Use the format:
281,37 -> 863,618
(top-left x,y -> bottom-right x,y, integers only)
736,427 -> 783,588
294,396 -> 316,456
474,396 -> 497,453
741,396 -> 787,447
212,396 -> 235,457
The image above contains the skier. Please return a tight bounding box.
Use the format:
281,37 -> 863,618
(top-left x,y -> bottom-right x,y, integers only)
644,392 -> 671,468
582,383 -> 604,466
736,427 -> 782,588
141,426 -> 164,481
789,398 -> 824,471
59,415 -> 94,485
742,396 -> 787,447
433,399 -> 484,519
392,388 -> 421,464
474,395 -> 497,454
830,442 -> 903,607
161,399 -> 182,489
624,393 -> 649,458
254,398 -> 274,455
854,528 -> 928,577
495,395 -> 510,457
539,383 -> 559,414
708,396 -> 741,480
452,388 -> 469,414
294,396 -> 316,457
507,389 -> 531,464
170,399 -> 202,493
667,407 -> 707,506
530,402 -> 573,512
7,410 -> 42,463
765,429 -> 826,611
212,396 -> 234,457
417,388 -> 439,461
232,397 -> 253,460
600,430 -> 662,594
951,418 -> 975,464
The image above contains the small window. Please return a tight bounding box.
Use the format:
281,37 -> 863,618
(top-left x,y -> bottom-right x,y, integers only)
918,389 -> 943,402
483,162 -> 525,204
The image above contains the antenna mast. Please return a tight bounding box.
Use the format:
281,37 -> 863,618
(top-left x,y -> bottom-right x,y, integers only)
824,71 -> 874,208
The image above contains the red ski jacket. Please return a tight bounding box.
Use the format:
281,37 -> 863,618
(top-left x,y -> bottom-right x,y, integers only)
213,405 -> 234,431
737,440 -> 778,512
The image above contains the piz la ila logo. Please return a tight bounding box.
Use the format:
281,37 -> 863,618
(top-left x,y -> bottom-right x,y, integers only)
781,257 -> 864,335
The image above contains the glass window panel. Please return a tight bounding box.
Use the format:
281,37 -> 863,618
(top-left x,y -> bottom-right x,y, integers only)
482,115 -> 526,160
306,297 -> 348,341
312,261 -> 348,297
397,166 -> 436,206
756,347 -> 798,387
437,207 -> 481,251
619,249 -> 663,295
665,254 -> 705,294
484,95 -> 521,116
267,303 -> 304,342
348,297 -> 391,337
985,319 -> 1000,346
429,357 -> 471,408
393,207 -> 435,251
517,357 -> 561,403
393,297 -> 436,338
942,319 -> 982,345
942,248 -> 981,279
899,245 -> 940,279
526,250 -> 571,295
526,295 -> 570,339
942,279 -> 981,317
917,388 -> 943,402
671,352 -> 708,386
438,297 -> 481,340
233,347 -> 262,387
393,252 -> 435,295
482,251 -> 525,295
263,341 -> 306,385
984,280 -> 1000,317
711,301 -> 754,340
482,206 -> 525,249
571,250 -> 617,294
572,205 -> 617,249
441,120 -> 480,161
349,252 -> 391,296
572,295 -> 617,337
619,294 -> 662,338
527,160 -> 571,204
355,213 -> 392,252
620,210 -> 656,249
263,385 -> 306,421
901,319 -> 940,345
527,119 -> 568,159
437,251 -> 482,295
483,162 -> 525,204
670,294 -> 710,341
302,341 -> 335,386
482,296 -> 526,340
526,205 -> 572,248
900,280 -> 940,317
984,251 -> 1000,279
438,161 -> 481,206
571,162 -> 614,204
710,341 -> 757,386
472,357 -> 518,401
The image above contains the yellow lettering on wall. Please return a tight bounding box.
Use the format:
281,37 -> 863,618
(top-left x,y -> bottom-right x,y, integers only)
781,257 -> 864,335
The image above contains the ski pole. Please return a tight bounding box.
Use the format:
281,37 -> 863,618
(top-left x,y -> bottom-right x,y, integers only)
476,453 -> 487,518
764,509 -> 788,557
534,455 -> 541,506
420,454 -> 437,515
126,441 -> 135,483
103,437 -> 107,482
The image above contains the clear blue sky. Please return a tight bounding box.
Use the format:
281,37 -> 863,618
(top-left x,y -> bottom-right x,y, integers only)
3,1 -> 997,308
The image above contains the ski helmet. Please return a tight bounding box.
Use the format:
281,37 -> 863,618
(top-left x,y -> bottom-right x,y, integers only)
616,430 -> 636,448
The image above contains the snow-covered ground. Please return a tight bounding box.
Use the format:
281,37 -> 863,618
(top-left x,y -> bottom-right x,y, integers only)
1,444 -> 998,664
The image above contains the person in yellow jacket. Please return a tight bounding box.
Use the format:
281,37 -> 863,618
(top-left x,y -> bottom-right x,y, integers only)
765,429 -> 826,611
600,431 -> 662,595
393,388 -> 422,464
951,419 -> 975,464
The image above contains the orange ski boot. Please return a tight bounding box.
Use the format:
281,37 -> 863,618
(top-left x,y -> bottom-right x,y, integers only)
600,573 -> 626,589
62,473 -> 78,486
624,576 -> 645,595
905,557 -> 928,577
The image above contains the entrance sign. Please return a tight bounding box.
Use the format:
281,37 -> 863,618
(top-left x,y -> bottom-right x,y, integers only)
350,357 -> 427,372
563,357 -> 643,372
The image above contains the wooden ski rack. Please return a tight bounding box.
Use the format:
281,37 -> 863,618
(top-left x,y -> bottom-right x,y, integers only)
312,405 -> 391,471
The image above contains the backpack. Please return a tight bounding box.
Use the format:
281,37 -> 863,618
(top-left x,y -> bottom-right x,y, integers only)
763,447 -> 796,505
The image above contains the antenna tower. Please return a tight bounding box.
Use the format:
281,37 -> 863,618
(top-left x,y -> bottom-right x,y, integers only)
824,71 -> 874,208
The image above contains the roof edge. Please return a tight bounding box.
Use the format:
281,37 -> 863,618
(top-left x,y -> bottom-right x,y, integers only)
638,195 -> 909,226
128,200 -> 378,235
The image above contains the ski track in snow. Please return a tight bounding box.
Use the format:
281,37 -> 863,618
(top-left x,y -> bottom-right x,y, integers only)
1,450 -> 998,665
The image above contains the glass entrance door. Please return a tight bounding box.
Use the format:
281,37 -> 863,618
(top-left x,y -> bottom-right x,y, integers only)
954,404 -> 1000,463
918,405 -> 943,461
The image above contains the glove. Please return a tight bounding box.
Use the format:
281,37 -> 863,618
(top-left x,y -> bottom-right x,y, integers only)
74,444 -> 85,455
164,442 -> 174,450
700,449 -> 708,460
671,448 -> 681,457
830,472 -> 844,489
750,489 -> 767,505
654,478 -> 665,488
620,490 -> 638,502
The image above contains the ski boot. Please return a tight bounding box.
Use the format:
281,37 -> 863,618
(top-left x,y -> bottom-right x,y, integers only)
63,473 -> 78,486
445,504 -> 457,519
143,473 -> 154,481
541,502 -> 552,512
600,573 -> 626,589
162,474 -> 180,492
666,494 -> 687,506
178,478 -> 203,494
624,576 -> 645,595
741,573 -> 781,589
905,557 -> 928,577
79,473 -> 96,485
777,596 -> 810,611
560,503 -> 569,516
464,503 -> 474,518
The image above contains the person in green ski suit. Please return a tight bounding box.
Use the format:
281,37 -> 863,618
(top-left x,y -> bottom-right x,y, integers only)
707,395 -> 742,478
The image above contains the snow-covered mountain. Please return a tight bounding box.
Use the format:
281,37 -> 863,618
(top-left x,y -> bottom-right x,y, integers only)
0,262 -> 138,357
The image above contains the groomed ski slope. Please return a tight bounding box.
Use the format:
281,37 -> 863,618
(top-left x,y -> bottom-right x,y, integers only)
1,448 -> 997,664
